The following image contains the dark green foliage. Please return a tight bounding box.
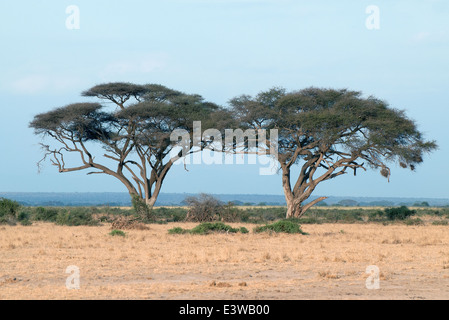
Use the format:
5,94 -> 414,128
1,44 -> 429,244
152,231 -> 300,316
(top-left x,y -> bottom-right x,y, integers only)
32,207 -> 59,222
239,207 -> 286,223
82,82 -> 148,100
190,222 -> 242,235
168,222 -> 249,235
0,198 -> 21,225
153,207 -> 187,222
109,229 -> 126,237
254,220 -> 306,234
230,87 -> 437,218
368,210 -> 385,222
296,217 -> 322,224
29,103 -> 111,141
384,206 -> 416,221
432,220 -> 448,226
220,202 -> 240,222
168,227 -> 189,234
131,195 -> 154,222
30,82 -> 230,212
55,208 -> 98,226
17,211 -> 32,226
17,211 -> 30,221
238,227 -> 249,234
0,198 -> 20,218
404,218 -> 424,226
20,219 -> 33,226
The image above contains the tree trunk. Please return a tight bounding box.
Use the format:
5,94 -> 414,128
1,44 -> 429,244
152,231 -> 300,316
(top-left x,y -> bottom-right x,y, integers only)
286,199 -> 301,219
286,196 -> 328,219
146,196 -> 157,208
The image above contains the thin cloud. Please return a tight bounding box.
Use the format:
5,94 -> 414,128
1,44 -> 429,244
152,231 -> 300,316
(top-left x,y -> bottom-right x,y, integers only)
9,74 -> 83,95
411,31 -> 449,44
99,54 -> 167,77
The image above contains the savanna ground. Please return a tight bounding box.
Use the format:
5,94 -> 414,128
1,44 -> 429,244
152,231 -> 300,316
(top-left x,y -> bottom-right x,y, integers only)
1,208 -> 449,300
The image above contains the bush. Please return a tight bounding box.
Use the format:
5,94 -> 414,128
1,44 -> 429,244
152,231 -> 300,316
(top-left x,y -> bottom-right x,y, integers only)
238,227 -> 249,234
20,219 -> 32,226
168,227 -> 189,234
109,229 -> 126,237
404,218 -> 424,226
254,220 -> 306,234
239,207 -> 286,223
0,198 -> 20,217
55,208 -> 98,226
298,217 -> 322,224
17,210 -> 32,226
190,222 -> 242,235
169,222 -> 249,235
220,202 -> 240,222
131,195 -> 154,222
0,198 -> 21,225
384,206 -> 416,221
368,210 -> 385,222
185,194 -> 223,222
154,207 -> 187,222
32,207 -> 59,222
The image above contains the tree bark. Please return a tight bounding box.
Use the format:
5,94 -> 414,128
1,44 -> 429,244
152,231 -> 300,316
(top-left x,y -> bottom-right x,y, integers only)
286,197 -> 328,219
282,165 -> 329,218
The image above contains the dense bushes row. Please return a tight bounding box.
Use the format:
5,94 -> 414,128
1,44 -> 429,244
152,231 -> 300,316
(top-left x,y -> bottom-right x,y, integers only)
1,196 -> 448,227
0,198 -> 98,226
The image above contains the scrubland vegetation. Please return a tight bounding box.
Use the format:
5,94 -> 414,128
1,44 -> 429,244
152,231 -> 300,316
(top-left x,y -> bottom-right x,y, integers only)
2,197 -> 448,232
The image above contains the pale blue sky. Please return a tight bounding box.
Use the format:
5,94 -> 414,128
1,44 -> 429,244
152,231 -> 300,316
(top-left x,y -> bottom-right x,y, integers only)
0,0 -> 448,198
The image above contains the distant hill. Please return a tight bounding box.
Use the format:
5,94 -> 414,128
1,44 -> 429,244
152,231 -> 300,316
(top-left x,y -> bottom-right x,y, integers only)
1,192 -> 449,207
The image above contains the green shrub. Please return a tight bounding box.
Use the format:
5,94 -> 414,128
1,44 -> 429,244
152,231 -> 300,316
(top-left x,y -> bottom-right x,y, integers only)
154,207 -> 187,222
190,222 -> 240,234
17,210 -> 32,226
0,198 -> 21,225
239,207 -> 286,223
98,215 -> 112,222
169,222 -> 249,235
239,227 -> 249,234
298,217 -> 322,224
109,229 -> 126,237
0,198 -> 20,218
32,207 -> 59,222
0,216 -> 16,226
432,220 -> 448,226
220,202 -> 240,222
384,206 -> 416,221
168,227 -> 189,234
254,220 -> 306,234
17,211 -> 30,221
20,219 -> 32,226
404,218 -> 424,226
55,208 -> 98,226
368,210 -> 384,222
131,195 -> 154,222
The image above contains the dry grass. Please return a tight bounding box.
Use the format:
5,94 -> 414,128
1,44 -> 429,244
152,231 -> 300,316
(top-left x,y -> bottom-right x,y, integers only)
1,222 -> 449,299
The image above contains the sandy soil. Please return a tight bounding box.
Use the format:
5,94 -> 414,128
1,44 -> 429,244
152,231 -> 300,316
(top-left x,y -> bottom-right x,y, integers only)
1,222 -> 449,300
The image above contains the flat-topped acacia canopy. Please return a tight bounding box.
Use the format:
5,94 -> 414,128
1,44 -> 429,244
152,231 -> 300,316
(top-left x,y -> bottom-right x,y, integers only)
229,87 -> 437,218
30,83 -> 230,213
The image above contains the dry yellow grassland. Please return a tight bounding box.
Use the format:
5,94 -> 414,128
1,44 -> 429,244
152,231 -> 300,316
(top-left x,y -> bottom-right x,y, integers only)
1,222 -> 449,300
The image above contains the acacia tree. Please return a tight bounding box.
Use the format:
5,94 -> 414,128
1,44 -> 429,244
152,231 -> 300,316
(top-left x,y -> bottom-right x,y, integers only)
229,87 -> 437,218
30,82 -> 225,208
